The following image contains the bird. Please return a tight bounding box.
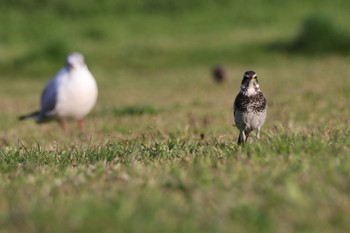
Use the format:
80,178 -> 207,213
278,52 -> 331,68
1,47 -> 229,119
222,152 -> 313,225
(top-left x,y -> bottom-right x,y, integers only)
233,71 -> 267,145
212,65 -> 227,83
19,52 -> 98,131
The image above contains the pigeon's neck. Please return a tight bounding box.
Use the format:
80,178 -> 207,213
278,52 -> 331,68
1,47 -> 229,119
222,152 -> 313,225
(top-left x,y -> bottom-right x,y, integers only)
67,64 -> 87,72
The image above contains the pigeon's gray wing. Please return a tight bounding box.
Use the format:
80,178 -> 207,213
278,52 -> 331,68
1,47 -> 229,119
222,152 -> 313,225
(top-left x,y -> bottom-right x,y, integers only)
38,69 -> 66,121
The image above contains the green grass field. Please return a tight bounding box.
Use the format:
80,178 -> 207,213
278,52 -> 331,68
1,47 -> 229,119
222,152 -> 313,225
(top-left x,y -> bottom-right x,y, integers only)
1,1 -> 350,232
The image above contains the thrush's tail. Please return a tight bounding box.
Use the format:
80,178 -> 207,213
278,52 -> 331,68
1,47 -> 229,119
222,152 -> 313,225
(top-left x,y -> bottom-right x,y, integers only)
18,111 -> 40,121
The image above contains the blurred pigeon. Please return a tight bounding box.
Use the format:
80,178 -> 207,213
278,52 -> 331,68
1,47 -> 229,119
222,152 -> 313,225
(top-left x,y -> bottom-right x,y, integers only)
19,52 -> 98,131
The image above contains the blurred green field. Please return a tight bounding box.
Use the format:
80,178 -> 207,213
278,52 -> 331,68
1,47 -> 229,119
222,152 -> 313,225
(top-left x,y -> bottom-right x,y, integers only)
1,1 -> 350,232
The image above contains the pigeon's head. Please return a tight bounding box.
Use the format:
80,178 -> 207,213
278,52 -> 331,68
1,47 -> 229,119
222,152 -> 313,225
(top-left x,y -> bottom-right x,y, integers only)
240,71 -> 260,93
66,52 -> 86,70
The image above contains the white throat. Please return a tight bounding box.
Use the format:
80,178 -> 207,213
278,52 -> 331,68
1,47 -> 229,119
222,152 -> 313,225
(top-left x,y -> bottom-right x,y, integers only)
246,86 -> 257,96
240,82 -> 260,96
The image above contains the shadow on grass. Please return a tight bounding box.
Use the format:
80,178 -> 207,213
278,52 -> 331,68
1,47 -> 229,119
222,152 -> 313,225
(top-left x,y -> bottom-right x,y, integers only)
267,15 -> 350,56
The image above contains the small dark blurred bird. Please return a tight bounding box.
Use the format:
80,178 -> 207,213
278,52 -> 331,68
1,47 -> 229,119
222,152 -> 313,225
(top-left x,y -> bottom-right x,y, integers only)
212,65 -> 227,83
233,71 -> 267,145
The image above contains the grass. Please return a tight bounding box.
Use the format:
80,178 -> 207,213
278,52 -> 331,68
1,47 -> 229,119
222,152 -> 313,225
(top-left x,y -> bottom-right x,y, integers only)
1,0 -> 350,232
112,105 -> 159,117
1,132 -> 350,233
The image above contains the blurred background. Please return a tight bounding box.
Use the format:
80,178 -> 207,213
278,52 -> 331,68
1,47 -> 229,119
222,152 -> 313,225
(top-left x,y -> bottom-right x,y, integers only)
2,2 -> 350,232
0,0 -> 350,143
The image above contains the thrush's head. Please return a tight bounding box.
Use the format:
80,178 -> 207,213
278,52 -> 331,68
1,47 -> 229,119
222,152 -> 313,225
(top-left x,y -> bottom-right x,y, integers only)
66,52 -> 86,70
240,71 -> 260,94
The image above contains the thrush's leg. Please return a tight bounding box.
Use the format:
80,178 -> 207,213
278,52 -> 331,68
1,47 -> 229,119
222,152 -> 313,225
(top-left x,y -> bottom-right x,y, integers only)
238,132 -> 243,145
245,130 -> 251,143
256,128 -> 261,140
238,130 -> 246,145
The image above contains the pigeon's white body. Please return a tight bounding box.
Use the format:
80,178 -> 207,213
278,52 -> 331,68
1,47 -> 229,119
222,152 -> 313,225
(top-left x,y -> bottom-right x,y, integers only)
20,52 -> 98,130
54,66 -> 97,120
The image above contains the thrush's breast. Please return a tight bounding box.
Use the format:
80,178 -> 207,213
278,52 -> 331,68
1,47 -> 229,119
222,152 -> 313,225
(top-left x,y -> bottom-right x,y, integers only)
234,92 -> 266,113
